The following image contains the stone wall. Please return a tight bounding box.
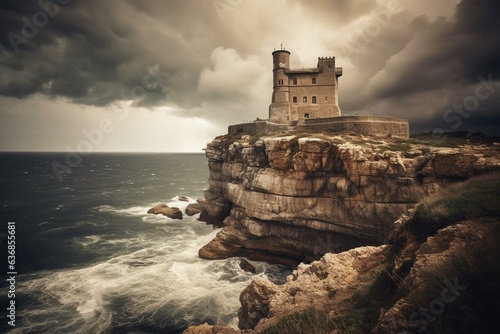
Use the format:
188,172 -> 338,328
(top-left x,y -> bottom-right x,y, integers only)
228,115 -> 410,138
299,115 -> 410,138
228,121 -> 288,136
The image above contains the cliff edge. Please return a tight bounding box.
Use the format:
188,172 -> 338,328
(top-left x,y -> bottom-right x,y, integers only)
198,132 -> 500,265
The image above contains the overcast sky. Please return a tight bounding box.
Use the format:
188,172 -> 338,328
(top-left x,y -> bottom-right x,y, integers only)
1,0 -> 499,152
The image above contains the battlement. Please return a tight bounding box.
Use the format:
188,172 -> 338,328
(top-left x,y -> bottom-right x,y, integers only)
318,56 -> 335,60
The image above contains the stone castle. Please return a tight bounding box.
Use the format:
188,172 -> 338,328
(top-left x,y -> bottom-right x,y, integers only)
228,48 -> 410,138
269,48 -> 343,123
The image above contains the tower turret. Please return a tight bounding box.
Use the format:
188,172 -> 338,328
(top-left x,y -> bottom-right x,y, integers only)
269,48 -> 291,123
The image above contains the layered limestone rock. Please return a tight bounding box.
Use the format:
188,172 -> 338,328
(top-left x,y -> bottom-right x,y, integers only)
199,133 -> 500,264
233,172 -> 500,333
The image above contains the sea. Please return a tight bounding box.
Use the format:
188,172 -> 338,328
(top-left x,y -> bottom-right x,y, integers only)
0,153 -> 289,334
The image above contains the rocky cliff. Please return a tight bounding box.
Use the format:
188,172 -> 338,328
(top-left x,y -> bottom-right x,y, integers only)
187,171 -> 500,333
198,132 -> 500,265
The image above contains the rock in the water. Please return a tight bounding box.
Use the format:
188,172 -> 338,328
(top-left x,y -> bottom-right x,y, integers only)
238,259 -> 256,273
147,203 -> 183,220
178,196 -> 190,202
185,203 -> 205,216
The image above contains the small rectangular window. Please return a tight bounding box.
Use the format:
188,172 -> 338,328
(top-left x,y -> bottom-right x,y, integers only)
293,96 -> 297,103
312,96 -> 316,104
293,78 -> 297,85
325,96 -> 328,102
312,78 -> 316,84
303,96 -> 307,103
304,113 -> 310,119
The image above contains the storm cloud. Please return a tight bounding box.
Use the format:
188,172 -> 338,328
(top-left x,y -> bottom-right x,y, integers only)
0,0 -> 499,151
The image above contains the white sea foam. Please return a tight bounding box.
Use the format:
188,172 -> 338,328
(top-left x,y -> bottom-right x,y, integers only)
76,235 -> 101,247
94,205 -> 151,216
16,226 -> 282,333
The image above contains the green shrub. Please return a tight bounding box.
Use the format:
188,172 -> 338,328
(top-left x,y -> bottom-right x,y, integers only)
406,172 -> 500,241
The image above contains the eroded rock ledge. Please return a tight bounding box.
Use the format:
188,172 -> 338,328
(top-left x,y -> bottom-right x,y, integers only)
198,133 -> 499,265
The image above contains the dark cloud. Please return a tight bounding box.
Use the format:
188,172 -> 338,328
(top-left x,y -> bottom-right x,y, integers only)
291,0 -> 378,25
0,0 -> 223,109
337,0 -> 500,135
0,0 -> 499,142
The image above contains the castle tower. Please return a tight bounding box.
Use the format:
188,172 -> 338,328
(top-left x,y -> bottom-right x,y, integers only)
317,57 -> 343,116
269,48 -> 292,123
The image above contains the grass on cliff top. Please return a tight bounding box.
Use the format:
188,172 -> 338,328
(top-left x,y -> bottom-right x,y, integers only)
406,172 -> 500,241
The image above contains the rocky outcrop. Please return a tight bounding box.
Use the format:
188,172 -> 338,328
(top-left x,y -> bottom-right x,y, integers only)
232,172 -> 500,333
239,245 -> 390,331
199,133 -> 500,264
147,203 -> 183,220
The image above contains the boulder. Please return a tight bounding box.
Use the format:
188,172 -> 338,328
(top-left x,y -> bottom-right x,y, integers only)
147,203 -> 183,220
238,259 -> 256,273
185,203 -> 205,216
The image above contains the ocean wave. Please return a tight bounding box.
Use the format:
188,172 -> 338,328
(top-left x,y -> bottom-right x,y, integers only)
93,205 -> 151,216
12,224 -> 289,333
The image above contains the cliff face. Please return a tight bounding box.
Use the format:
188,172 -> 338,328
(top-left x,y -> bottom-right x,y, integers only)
198,133 -> 499,265
236,172 -> 500,333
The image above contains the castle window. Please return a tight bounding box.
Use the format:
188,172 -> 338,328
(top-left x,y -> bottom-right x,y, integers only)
278,79 -> 284,85
304,113 -> 310,119
293,78 -> 297,85
312,78 -> 316,84
328,65 -> 331,68
312,96 -> 317,104
325,96 -> 328,102
293,96 -> 297,103
303,96 -> 307,103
